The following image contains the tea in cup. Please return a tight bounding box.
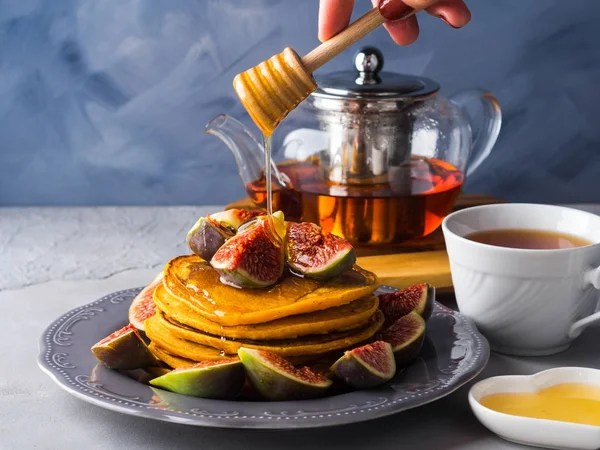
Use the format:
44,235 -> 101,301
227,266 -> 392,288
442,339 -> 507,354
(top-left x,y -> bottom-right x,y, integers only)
442,203 -> 600,356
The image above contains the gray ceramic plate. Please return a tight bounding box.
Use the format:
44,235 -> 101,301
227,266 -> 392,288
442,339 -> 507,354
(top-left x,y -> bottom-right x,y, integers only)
38,285 -> 489,429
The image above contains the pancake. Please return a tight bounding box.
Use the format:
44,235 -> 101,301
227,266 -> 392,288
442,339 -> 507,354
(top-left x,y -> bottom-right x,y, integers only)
153,283 -> 379,340
146,309 -> 384,357
163,255 -> 379,326
148,343 -> 209,369
148,342 -> 336,369
146,317 -> 233,362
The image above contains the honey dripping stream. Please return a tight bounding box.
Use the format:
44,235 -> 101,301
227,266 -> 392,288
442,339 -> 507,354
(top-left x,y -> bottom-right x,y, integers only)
263,134 -> 282,246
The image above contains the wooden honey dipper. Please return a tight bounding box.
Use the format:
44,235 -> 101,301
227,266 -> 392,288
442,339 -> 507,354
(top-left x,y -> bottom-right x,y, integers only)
233,1 -> 418,136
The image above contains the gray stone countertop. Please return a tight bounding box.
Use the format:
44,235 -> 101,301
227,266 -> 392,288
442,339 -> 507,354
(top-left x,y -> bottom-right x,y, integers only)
2,205 -> 600,450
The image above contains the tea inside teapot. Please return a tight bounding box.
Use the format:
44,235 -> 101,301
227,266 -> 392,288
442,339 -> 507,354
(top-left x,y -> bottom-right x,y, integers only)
245,155 -> 463,245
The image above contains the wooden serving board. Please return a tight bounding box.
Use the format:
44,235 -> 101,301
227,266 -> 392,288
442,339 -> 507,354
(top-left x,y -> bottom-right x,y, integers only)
225,193 -> 504,294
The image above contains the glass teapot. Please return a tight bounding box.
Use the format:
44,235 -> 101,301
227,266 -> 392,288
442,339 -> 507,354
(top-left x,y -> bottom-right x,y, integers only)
207,47 -> 501,246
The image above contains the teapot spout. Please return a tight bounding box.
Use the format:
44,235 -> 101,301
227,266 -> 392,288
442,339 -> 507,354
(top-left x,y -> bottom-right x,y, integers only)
205,114 -> 286,188
205,114 -> 264,188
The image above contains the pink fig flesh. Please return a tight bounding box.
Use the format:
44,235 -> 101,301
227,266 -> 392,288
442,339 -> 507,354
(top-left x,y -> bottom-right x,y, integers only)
128,273 -> 162,332
331,341 -> 396,389
378,283 -> 433,329
211,218 -> 284,288
238,348 -> 332,401
186,209 -> 262,261
286,222 -> 356,280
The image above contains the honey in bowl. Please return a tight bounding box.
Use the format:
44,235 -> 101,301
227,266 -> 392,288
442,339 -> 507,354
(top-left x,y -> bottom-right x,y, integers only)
479,383 -> 600,426
465,228 -> 592,250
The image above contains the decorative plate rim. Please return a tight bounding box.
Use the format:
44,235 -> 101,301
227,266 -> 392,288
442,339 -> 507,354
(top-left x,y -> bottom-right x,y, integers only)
38,285 -> 490,429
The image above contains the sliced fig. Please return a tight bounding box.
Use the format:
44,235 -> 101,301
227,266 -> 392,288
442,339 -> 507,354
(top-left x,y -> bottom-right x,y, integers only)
210,212 -> 285,288
186,217 -> 233,261
128,272 -> 163,332
186,209 -> 262,261
378,283 -> 434,329
330,341 -> 396,389
238,347 -> 332,401
150,359 -> 245,399
380,311 -> 426,367
91,324 -> 159,370
209,209 -> 262,233
285,222 -> 356,280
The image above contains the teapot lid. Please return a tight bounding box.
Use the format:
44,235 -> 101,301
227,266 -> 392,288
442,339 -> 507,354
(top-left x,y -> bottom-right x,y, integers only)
312,46 -> 439,101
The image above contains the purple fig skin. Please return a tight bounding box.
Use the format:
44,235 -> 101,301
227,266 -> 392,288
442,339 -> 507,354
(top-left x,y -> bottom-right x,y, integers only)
186,218 -> 233,261
330,341 -> 396,389
91,324 -> 159,370
422,285 -> 435,322
380,312 -> 426,367
238,348 -> 332,401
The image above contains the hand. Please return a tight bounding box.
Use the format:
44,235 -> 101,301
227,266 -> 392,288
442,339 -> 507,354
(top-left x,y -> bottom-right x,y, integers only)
318,0 -> 471,45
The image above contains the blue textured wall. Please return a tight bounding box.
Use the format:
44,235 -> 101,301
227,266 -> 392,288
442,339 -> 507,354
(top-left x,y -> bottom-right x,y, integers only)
1,0 -> 599,206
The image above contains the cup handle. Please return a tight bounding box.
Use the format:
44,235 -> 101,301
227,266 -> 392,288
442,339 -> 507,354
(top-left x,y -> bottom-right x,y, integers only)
449,89 -> 502,177
568,266 -> 600,338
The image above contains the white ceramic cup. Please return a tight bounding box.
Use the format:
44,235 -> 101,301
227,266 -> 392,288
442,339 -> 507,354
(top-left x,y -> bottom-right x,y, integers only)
441,203 -> 600,356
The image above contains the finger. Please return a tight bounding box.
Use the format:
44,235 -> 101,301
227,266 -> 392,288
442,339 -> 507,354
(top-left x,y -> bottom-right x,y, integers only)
377,0 -> 469,23
370,0 -> 420,45
392,0 -> 450,11
382,15 -> 420,45
425,0 -> 471,28
318,0 -> 355,42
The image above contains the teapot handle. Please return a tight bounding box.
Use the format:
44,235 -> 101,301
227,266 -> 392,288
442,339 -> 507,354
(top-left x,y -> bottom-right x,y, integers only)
450,89 -> 502,176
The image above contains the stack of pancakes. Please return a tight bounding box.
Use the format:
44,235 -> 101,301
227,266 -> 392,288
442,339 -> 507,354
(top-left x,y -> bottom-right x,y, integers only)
145,255 -> 382,368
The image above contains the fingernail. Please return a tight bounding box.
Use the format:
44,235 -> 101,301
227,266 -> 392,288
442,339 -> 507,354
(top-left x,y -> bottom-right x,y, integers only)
436,13 -> 460,29
378,0 -> 414,21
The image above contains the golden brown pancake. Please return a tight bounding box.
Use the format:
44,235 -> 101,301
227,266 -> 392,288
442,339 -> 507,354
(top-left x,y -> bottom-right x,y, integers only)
146,318 -> 232,362
153,283 -> 379,340
163,255 -> 379,326
148,343 -> 217,369
148,342 -> 336,369
146,309 -> 384,357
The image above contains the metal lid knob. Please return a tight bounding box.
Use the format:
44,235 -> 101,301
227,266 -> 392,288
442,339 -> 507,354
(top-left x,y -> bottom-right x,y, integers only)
312,46 -> 439,99
354,47 -> 383,85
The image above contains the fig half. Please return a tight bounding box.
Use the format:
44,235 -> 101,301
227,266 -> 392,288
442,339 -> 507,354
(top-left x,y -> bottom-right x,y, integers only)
91,324 -> 159,370
285,222 -> 356,280
378,283 -> 434,329
210,212 -> 285,288
128,272 -> 163,332
238,347 -> 332,401
210,209 -> 263,232
330,341 -> 396,389
150,359 -> 245,399
380,311 -> 426,367
186,218 -> 233,261
186,210 -> 261,261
